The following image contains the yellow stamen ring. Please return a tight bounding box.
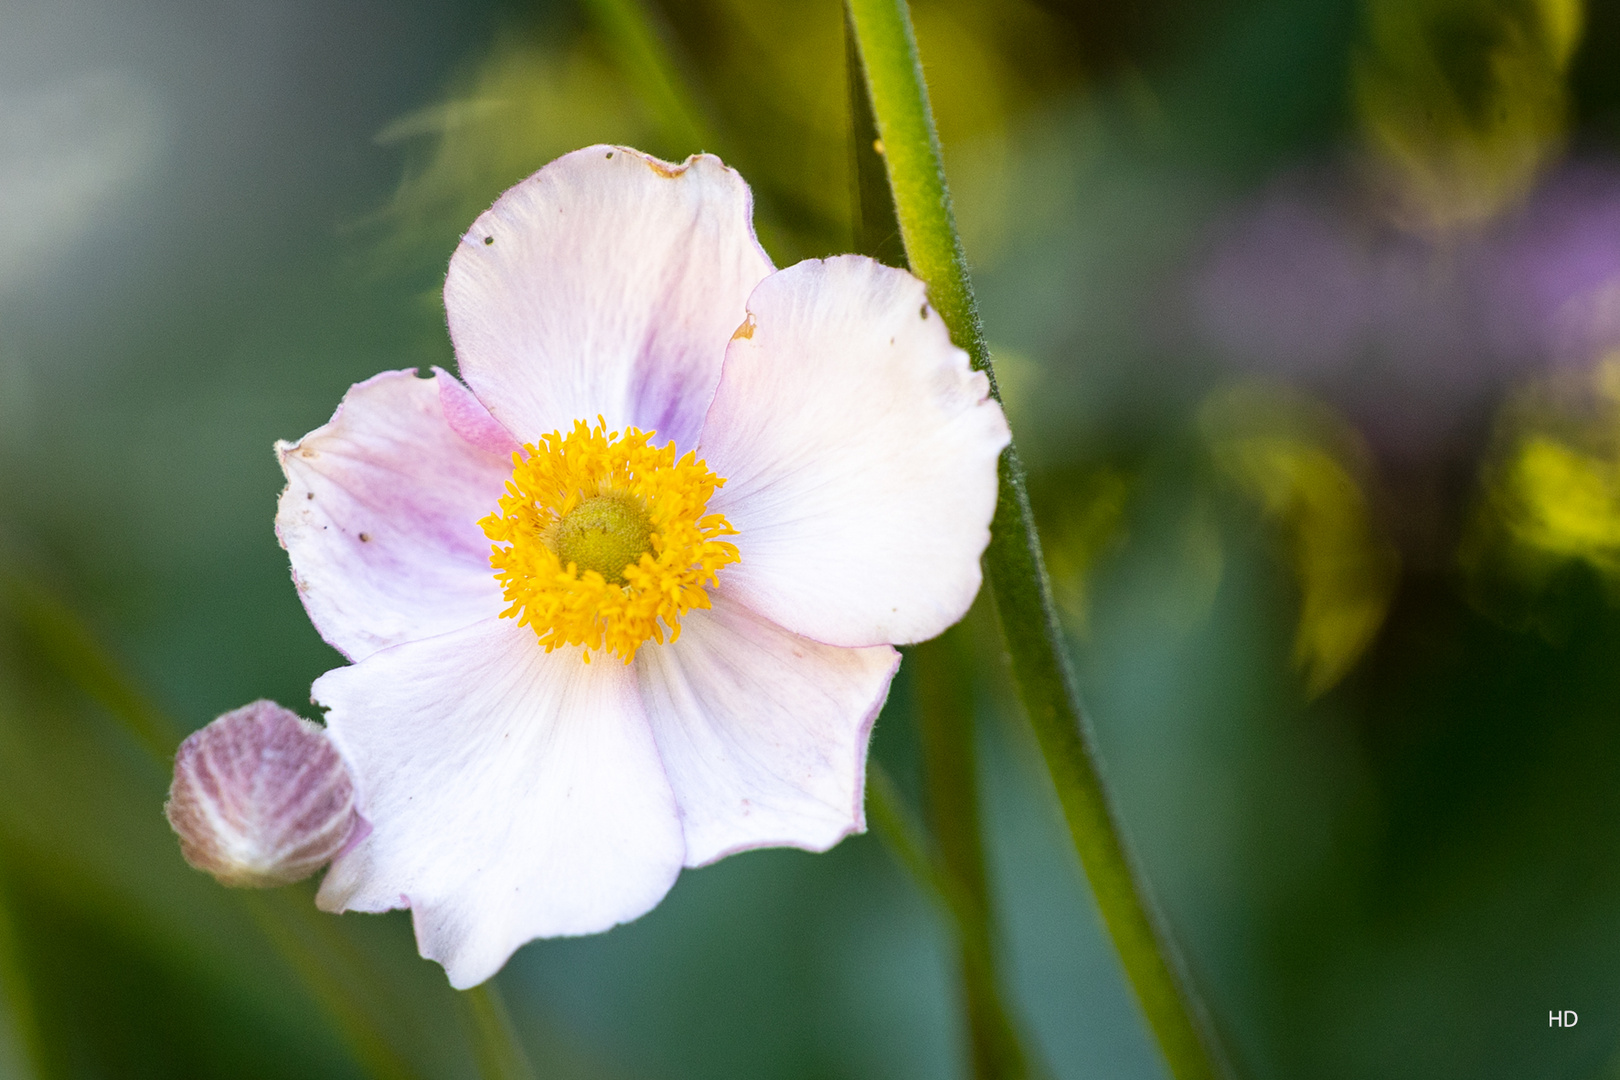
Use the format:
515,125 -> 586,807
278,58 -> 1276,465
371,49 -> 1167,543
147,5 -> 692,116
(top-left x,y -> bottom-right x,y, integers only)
479,418 -> 739,663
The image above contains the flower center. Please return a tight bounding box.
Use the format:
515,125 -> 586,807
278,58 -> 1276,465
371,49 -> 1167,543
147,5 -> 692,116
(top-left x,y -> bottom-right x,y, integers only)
479,418 -> 739,663
554,495 -> 652,585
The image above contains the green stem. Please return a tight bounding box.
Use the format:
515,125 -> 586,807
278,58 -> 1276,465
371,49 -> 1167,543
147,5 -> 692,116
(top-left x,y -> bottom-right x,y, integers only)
848,33 -> 1045,1076
580,0 -> 714,155
866,763 -> 1049,1080
0,573 -> 178,763
0,569 -> 539,1080
462,981 -> 537,1080
911,630 -> 1044,1080
842,4 -> 1227,1078
0,852 -> 46,1080
241,890 -> 426,1080
864,761 -> 955,912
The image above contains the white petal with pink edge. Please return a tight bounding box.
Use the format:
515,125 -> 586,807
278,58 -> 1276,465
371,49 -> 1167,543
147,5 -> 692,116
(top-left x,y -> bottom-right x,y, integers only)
276,370 -> 512,662
313,617 -> 685,989
636,594 -> 899,867
699,256 -> 1009,648
444,145 -> 773,452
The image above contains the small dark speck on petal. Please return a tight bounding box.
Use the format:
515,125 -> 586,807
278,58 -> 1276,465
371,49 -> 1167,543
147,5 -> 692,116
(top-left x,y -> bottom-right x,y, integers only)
358,533 -> 371,542
483,236 -> 494,246
920,304 -> 929,319
605,151 -> 614,159
306,491 -> 314,500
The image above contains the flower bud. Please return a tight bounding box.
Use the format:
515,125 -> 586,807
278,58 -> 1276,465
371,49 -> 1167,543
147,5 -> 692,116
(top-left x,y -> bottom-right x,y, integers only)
166,699 -> 360,888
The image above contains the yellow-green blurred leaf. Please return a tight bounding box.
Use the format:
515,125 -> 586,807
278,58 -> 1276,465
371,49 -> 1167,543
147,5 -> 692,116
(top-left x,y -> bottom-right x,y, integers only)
1462,354 -> 1620,611
1202,385 -> 1400,697
1354,0 -> 1583,233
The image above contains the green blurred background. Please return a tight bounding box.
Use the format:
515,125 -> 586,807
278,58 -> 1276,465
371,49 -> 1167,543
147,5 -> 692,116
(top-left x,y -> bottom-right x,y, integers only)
4,0 -> 1620,1076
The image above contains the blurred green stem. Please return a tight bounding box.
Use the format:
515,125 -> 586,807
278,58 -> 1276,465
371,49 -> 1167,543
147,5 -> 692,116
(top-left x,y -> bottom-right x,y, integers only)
843,3 -> 1227,1078
864,764 -> 947,902
580,0 -> 713,155
241,890 -> 427,1080
0,574 -> 178,762
462,981 -> 538,1080
911,630 -> 1042,1080
0,570 -> 540,1080
0,854 -> 46,1080
865,764 -> 1045,1080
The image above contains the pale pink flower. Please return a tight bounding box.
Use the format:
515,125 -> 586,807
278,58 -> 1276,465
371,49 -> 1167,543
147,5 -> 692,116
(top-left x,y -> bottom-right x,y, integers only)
275,146 -> 1008,987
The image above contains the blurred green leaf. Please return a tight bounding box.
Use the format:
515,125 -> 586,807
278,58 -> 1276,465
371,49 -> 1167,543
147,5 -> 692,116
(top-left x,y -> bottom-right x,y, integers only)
1200,384 -> 1400,698
1355,0 -> 1584,232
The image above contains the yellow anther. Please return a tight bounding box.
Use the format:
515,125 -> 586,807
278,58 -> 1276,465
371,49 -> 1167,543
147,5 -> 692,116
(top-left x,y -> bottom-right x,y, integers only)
479,418 -> 739,663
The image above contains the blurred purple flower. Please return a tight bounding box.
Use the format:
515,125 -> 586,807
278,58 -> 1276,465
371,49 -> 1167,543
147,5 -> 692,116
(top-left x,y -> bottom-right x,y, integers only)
1480,163 -> 1620,365
1191,160 -> 1620,456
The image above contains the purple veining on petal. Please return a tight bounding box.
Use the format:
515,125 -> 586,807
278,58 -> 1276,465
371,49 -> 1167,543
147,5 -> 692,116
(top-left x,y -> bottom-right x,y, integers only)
276,369 -> 510,661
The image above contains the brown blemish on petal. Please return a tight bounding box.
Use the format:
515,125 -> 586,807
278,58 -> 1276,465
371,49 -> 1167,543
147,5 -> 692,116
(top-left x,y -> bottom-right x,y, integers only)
644,156 -> 690,179
920,304 -> 929,319
732,313 -> 757,341
358,533 -> 370,542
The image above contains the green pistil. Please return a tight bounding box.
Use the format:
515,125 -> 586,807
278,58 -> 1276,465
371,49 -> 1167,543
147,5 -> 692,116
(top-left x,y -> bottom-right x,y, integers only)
554,496 -> 653,584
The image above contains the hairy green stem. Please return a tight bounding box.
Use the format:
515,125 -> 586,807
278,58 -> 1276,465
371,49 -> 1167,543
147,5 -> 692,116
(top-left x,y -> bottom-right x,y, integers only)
849,27 -> 1044,1076
842,3 -> 1226,1078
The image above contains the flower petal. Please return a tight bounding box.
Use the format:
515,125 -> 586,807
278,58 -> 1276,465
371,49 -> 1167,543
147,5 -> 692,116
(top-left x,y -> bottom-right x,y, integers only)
433,365 -> 522,457
637,595 -> 899,867
699,256 -> 1009,647
445,145 -> 773,452
313,618 -> 684,989
275,369 -> 510,662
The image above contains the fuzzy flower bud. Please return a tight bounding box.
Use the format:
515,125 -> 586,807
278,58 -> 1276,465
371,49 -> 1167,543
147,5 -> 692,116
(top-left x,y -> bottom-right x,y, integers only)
166,699 -> 360,888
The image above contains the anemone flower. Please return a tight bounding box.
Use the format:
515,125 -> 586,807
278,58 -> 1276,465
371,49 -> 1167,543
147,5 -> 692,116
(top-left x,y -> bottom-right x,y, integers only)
275,145 -> 1009,987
